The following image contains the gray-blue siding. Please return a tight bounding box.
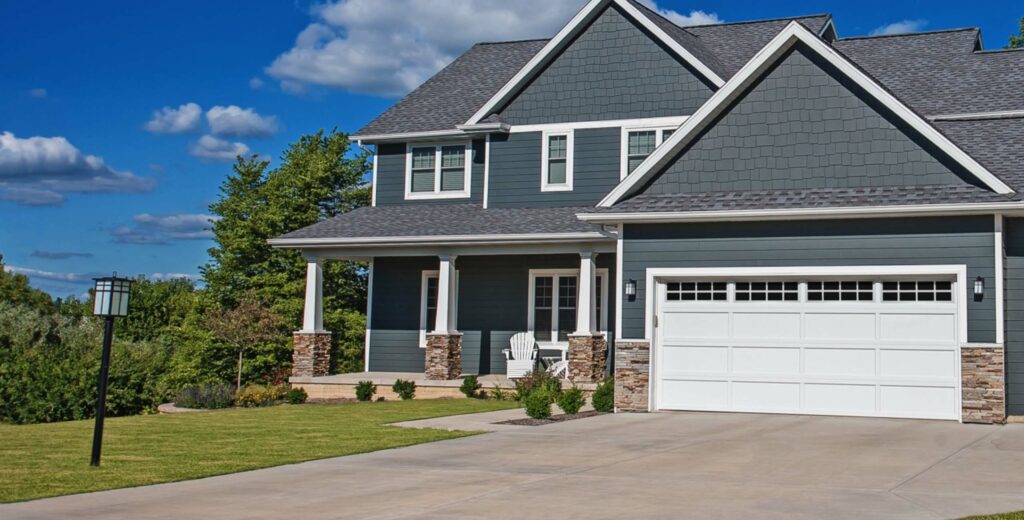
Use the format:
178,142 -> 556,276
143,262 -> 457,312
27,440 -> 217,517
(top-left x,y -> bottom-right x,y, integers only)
620,217 -> 996,343
1004,218 -> 1024,415
495,3 -> 713,125
374,141 -> 485,206
368,254 -> 616,374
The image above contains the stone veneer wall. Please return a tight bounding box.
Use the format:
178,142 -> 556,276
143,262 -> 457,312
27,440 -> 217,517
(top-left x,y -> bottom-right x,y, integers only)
962,345 -> 1006,424
292,332 -> 331,377
568,334 -> 607,384
614,340 -> 650,412
425,333 -> 462,380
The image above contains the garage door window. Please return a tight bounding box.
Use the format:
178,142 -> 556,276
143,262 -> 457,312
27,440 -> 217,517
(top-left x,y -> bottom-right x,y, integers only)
735,281 -> 798,301
807,281 -> 873,301
666,281 -> 727,301
882,280 -> 953,302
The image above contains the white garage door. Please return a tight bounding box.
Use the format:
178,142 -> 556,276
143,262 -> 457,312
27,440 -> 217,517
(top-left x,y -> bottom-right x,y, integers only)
655,277 -> 961,420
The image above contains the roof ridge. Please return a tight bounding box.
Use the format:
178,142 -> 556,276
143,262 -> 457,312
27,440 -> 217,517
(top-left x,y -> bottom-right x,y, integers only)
838,27 -> 978,41
974,47 -> 1024,55
474,38 -> 551,46
683,13 -> 831,30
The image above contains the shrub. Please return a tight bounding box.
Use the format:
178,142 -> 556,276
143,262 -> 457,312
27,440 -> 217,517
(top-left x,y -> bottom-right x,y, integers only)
460,375 -> 482,398
591,377 -> 614,413
269,384 -> 290,401
489,384 -> 509,401
235,385 -> 278,407
355,380 -> 376,402
286,387 -> 308,404
523,391 -> 552,419
557,386 -> 586,415
513,370 -> 561,402
174,383 -> 235,409
392,379 -> 416,400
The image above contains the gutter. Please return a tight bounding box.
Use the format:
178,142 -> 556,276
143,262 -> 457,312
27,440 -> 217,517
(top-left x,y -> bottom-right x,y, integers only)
352,124 -> 510,144
268,231 -> 613,249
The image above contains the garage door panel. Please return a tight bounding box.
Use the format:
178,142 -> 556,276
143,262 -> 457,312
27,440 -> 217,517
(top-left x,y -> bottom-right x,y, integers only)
879,385 -> 957,418
804,383 -> 876,415
662,345 -> 727,373
661,311 -> 729,340
732,381 -> 800,411
804,313 -> 876,341
804,348 -> 876,377
879,349 -> 957,379
660,379 -> 728,409
732,312 -> 801,339
878,313 -> 957,343
732,346 -> 800,374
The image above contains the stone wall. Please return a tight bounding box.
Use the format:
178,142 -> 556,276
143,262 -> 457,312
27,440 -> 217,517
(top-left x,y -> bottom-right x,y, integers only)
292,332 -> 331,377
425,333 -> 462,380
568,334 -> 607,384
614,340 -> 650,412
962,345 -> 1006,424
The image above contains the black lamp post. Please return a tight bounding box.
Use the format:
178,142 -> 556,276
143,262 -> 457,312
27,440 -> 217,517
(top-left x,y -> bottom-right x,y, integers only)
90,274 -> 132,467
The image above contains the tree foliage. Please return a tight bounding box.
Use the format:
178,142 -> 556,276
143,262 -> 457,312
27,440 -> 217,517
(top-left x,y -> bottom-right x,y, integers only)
0,255 -> 55,314
205,291 -> 283,390
1010,17 -> 1024,49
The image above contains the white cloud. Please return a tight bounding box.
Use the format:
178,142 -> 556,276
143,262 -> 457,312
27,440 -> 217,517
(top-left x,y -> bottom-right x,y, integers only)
0,132 -> 155,206
637,1 -> 721,26
29,88 -> 47,98
249,77 -> 265,89
112,226 -> 169,245
144,102 -> 202,134
3,265 -> 101,283
870,19 -> 927,36
113,212 -> 218,245
189,135 -> 251,162
206,105 -> 278,137
31,250 -> 93,260
150,272 -> 199,282
266,0 -> 586,97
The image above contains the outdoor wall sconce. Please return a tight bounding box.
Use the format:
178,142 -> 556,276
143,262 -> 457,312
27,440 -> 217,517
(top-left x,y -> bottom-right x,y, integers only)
974,276 -> 985,301
90,273 -> 133,467
625,279 -> 637,302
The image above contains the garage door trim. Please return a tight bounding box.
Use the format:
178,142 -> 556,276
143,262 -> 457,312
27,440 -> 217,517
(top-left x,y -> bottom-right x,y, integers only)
644,265 -> 968,421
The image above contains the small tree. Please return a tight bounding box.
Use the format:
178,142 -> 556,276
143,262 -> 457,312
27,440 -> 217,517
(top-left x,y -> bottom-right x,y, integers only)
205,291 -> 282,390
1009,17 -> 1023,49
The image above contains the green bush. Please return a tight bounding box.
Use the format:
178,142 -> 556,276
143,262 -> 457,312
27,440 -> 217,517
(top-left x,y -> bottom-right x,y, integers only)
355,380 -> 376,401
286,387 -> 308,404
523,391 -> 552,419
459,375 -> 482,398
392,379 -> 416,400
591,377 -> 614,413
513,370 -> 561,402
557,386 -> 586,415
489,384 -> 509,401
174,384 -> 234,409
235,385 -> 278,407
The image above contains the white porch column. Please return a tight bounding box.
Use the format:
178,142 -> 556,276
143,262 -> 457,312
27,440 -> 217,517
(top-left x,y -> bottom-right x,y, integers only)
301,257 -> 324,332
433,255 -> 458,334
575,251 -> 596,335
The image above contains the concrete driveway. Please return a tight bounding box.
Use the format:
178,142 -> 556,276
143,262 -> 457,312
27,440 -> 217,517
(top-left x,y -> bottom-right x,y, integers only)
4,412 -> 1024,519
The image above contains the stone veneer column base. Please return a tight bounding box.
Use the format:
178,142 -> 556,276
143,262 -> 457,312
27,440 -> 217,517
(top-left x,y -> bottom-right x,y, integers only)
425,333 -> 462,380
614,340 -> 650,412
568,334 -> 607,384
962,345 -> 1006,424
292,331 -> 332,377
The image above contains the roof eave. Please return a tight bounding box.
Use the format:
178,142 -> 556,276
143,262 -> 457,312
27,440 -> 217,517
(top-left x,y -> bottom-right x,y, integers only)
268,231 -> 613,249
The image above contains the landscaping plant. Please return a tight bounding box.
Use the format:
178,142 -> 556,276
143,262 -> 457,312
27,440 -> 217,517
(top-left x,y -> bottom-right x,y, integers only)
591,377 -> 614,412
557,386 -> 586,415
459,375 -> 482,398
513,370 -> 561,402
235,385 -> 278,407
490,384 -> 509,401
523,391 -> 552,419
392,379 -> 416,400
285,387 -> 308,404
355,380 -> 376,401
174,383 -> 235,409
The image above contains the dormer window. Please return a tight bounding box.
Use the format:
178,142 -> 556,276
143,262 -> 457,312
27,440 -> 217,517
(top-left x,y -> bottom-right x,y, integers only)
541,130 -> 573,192
405,143 -> 471,200
621,126 -> 677,179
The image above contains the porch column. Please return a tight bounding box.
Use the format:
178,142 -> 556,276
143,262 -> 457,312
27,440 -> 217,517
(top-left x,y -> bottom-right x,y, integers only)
568,251 -> 607,383
292,256 -> 331,378
425,254 -> 462,380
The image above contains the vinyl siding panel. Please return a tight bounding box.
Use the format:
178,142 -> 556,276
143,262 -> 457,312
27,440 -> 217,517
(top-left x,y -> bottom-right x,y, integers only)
374,140 -> 485,206
1004,218 -> 1024,414
496,4 -> 713,125
488,128 -> 622,208
645,44 -> 978,195
621,217 -> 996,344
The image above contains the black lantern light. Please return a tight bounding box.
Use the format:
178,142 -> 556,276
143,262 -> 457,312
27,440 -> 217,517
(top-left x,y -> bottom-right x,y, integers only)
625,279 -> 637,301
90,274 -> 132,466
974,276 -> 985,300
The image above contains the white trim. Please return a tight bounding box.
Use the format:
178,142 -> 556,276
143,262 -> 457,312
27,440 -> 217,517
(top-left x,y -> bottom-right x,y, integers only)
817,17 -> 838,39
540,129 -> 574,192
483,134 -> 491,209
615,223 -> 624,339
620,125 -> 679,180
300,258 -> 325,333
995,214 -> 1005,344
404,142 -> 472,200
929,110 -> 1024,122
270,232 -> 611,249
510,115 -> 689,134
528,267 -> 610,349
465,0 -> 723,126
577,202 -> 1024,224
370,148 -> 378,207
598,21 -> 1014,207
352,129 -> 467,143
419,270 -> 439,348
364,260 -> 374,371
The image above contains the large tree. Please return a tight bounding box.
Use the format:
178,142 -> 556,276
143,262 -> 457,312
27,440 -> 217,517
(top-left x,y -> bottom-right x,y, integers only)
202,130 -> 370,372
1010,17 -> 1024,48
0,255 -> 54,313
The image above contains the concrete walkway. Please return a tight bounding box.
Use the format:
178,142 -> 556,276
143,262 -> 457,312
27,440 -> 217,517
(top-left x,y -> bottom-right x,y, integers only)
4,412 -> 1024,519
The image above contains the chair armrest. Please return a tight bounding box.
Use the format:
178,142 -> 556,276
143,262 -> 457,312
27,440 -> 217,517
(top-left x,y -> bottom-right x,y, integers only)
502,348 -> 511,360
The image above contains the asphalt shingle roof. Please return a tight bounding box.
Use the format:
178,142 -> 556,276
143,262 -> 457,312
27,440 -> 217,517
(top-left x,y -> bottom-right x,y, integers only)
684,15 -> 833,76
276,205 -> 601,240
935,117 -> 1024,192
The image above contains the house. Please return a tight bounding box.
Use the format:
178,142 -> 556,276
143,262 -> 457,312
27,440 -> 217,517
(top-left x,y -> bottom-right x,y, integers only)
270,0 -> 1024,424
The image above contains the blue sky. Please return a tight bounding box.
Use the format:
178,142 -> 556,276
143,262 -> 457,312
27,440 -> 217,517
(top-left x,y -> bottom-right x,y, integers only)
2,0 -> 1021,297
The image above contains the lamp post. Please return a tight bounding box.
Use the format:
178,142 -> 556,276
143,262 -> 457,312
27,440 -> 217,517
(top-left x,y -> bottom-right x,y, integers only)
90,274 -> 132,467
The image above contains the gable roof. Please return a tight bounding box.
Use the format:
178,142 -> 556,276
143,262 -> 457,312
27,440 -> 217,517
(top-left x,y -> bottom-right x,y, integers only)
685,14 -> 833,76
598,21 -> 1014,208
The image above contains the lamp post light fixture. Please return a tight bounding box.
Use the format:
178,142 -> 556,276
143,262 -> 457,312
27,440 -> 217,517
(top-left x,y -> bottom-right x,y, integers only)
90,274 -> 132,467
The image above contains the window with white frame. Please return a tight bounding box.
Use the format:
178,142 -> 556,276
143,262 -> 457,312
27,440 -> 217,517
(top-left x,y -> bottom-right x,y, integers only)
406,144 -> 471,199
541,131 -> 573,191
528,269 -> 608,346
621,127 -> 677,178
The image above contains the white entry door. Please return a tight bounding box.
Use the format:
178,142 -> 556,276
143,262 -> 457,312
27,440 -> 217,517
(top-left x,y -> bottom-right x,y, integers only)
654,275 -> 961,420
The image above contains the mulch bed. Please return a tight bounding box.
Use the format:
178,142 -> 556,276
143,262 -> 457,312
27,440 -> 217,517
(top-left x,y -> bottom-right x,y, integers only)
497,410 -> 605,426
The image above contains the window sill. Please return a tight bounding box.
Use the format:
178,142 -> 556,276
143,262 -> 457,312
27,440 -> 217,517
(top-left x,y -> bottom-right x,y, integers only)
405,191 -> 471,200
540,185 -> 573,193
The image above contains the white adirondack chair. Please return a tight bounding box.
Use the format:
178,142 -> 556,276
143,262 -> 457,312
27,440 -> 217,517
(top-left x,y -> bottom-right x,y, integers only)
503,332 -> 537,378
545,344 -> 569,379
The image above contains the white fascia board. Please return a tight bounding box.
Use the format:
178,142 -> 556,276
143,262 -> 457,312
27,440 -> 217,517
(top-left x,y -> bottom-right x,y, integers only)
577,201 -> 1024,224
268,232 -> 612,249
351,129 -> 468,143
456,123 -> 510,134
928,110 -> 1024,122
465,0 -> 724,126
598,21 -> 1014,208
509,115 -> 688,133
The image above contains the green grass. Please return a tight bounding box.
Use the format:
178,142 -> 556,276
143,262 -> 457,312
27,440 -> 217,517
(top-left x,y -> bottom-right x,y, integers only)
962,513 -> 1024,520
0,399 -> 518,503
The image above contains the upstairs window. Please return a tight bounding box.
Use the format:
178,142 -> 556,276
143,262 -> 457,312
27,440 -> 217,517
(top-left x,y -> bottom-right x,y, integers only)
622,127 -> 678,178
405,143 -> 471,200
541,130 -> 573,192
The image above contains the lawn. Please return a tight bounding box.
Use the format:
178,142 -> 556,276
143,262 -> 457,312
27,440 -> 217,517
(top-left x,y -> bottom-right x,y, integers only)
0,399 -> 518,503
963,513 -> 1024,520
